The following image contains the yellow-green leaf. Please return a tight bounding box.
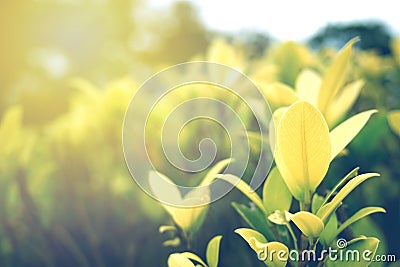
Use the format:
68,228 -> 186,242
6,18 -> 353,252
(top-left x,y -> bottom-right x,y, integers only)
235,228 -> 268,245
182,252 -> 207,267
263,167 -> 292,214
200,158 -> 232,186
325,79 -> 364,127
318,167 -> 359,211
150,172 -> 210,234
268,210 -> 292,225
331,207 -> 386,241
260,82 -> 298,111
235,228 -> 288,267
163,237 -> 181,247
269,107 -> 287,155
168,253 -> 196,267
295,68 -> 321,105
206,235 -> 222,267
317,38 -> 359,113
330,110 -> 377,161
290,211 -> 324,238
159,225 -> 177,234
148,171 -> 181,217
259,242 -> 289,267
388,110 -> 400,136
216,174 -> 266,213
275,101 -> 331,202
317,173 -> 379,223
326,237 -> 380,266
316,202 -> 341,226
235,228 -> 267,260
206,38 -> 245,70
172,188 -> 210,233
172,206 -> 207,233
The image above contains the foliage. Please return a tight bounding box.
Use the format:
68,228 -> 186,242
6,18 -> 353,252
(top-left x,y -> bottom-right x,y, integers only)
308,21 -> 393,55
159,39 -> 392,266
0,15 -> 399,265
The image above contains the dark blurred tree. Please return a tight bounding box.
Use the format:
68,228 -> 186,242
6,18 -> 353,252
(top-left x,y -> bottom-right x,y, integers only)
228,31 -> 272,60
132,1 -> 210,64
308,21 -> 393,55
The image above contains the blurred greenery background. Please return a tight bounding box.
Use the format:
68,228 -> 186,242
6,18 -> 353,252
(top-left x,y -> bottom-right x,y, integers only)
0,0 -> 399,266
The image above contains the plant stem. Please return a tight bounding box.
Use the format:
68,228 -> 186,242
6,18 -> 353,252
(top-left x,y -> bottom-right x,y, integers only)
299,197 -> 311,212
297,234 -> 310,267
308,238 -> 314,249
286,224 -> 299,252
300,234 -> 309,250
312,239 -> 319,251
286,224 -> 299,267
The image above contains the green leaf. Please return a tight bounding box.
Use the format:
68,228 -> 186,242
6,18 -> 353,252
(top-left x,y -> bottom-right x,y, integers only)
319,213 -> 338,247
317,173 -> 379,224
235,228 -> 288,267
200,158 -> 232,186
168,253 -> 196,267
316,202 -> 342,226
325,237 -> 380,266
312,193 -> 339,245
331,207 -> 386,241
206,235 -> 222,267
352,218 -> 388,267
232,202 -> 275,241
318,167 -> 359,210
263,167 -> 292,214
290,211 -> 324,238
273,41 -> 314,86
274,101 -> 331,202
388,110 -> 400,136
216,174 -> 266,213
311,194 -> 325,214
317,38 -> 359,114
325,79 -> 364,127
295,68 -> 321,105
182,252 -> 207,267
330,110 -> 377,161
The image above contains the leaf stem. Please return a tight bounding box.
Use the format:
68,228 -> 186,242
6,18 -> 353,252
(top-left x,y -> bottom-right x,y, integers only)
286,224 -> 299,252
300,199 -> 311,212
